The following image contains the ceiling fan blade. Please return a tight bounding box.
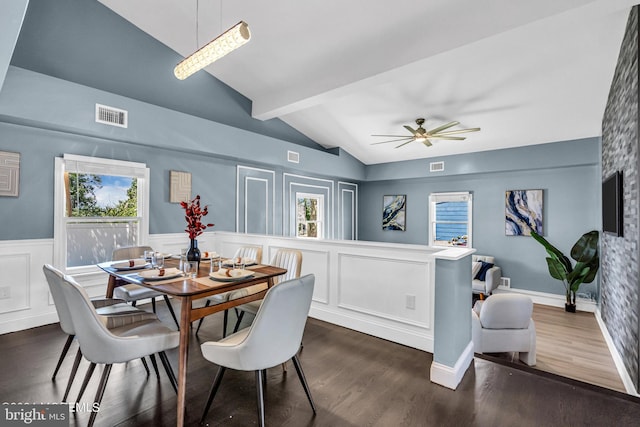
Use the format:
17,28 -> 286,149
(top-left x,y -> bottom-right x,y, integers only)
427,121 -> 459,135
395,140 -> 415,149
371,137 -> 414,145
428,135 -> 466,141
371,134 -> 412,137
422,139 -> 433,147
403,125 -> 419,136
434,127 -> 481,136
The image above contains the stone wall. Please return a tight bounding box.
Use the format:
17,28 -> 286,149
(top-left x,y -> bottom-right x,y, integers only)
601,5 -> 640,391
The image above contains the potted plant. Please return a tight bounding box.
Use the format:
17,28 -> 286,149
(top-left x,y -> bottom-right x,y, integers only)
530,230 -> 599,312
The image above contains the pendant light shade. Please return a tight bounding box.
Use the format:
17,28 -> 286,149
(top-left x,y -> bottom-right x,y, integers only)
174,21 -> 251,80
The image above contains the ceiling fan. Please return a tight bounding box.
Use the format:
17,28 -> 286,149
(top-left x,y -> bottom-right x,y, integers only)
372,118 -> 480,148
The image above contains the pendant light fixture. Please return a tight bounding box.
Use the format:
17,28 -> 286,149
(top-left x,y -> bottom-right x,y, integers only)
174,1 -> 251,80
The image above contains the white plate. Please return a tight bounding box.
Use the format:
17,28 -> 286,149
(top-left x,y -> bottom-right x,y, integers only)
112,259 -> 149,270
139,268 -> 183,281
221,258 -> 256,267
210,269 -> 254,282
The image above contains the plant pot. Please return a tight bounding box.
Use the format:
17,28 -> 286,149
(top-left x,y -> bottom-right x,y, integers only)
187,238 -> 201,268
565,303 -> 576,313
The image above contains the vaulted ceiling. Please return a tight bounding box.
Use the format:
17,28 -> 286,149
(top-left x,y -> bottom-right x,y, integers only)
100,0 -> 635,164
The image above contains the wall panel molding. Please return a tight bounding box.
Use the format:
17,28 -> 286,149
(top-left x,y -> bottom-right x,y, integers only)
236,166 -> 275,235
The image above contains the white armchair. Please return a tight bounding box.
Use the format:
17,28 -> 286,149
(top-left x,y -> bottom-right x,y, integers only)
472,255 -> 502,296
471,294 -> 536,366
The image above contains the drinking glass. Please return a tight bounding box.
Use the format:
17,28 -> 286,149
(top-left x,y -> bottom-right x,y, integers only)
183,261 -> 198,279
233,257 -> 245,271
179,248 -> 187,270
153,252 -> 164,269
143,250 -> 152,261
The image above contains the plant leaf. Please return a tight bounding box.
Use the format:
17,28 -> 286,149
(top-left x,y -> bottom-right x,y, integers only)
546,257 -> 568,281
531,230 -> 572,272
570,230 -> 599,262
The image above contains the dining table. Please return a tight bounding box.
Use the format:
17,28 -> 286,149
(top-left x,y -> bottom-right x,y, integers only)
98,257 -> 287,427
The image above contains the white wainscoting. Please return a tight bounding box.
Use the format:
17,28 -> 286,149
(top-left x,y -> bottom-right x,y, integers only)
0,239 -> 57,334
214,231 -> 438,352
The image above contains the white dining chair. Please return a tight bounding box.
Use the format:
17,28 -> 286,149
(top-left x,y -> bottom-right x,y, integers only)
231,249 -> 302,334
43,264 -> 159,401
195,245 -> 264,337
199,274 -> 316,426
111,245 -> 180,330
53,264 -> 180,427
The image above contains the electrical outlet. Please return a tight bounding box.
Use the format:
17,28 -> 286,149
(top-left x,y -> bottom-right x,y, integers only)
499,277 -> 511,289
0,286 -> 10,300
406,294 -> 416,310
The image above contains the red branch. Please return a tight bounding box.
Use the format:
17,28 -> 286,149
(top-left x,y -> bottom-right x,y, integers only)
180,195 -> 214,239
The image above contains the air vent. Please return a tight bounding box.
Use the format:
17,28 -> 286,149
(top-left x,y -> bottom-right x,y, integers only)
95,104 -> 128,128
287,151 -> 300,163
430,161 -> 444,172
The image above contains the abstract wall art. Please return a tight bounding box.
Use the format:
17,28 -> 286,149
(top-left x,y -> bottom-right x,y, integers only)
382,195 -> 406,231
505,189 -> 543,236
0,151 -> 20,197
170,170 -> 191,203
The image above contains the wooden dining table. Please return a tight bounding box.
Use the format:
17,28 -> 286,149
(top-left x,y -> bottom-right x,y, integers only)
98,257 -> 287,427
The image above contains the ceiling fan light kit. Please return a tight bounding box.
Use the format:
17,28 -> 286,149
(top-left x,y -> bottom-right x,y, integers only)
174,21 -> 251,80
372,118 -> 480,149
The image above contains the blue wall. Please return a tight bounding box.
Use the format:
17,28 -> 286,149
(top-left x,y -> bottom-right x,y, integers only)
358,138 -> 601,297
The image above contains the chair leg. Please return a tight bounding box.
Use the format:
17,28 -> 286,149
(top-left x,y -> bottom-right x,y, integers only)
292,355 -> 316,414
233,310 -> 245,334
87,364 -> 112,427
62,348 -> 82,402
76,362 -> 97,403
195,300 -> 211,336
222,309 -> 229,338
131,301 -> 137,307
200,366 -> 226,424
52,335 -> 74,380
158,351 -> 178,394
140,357 -> 150,375
151,297 -> 157,313
256,370 -> 266,427
163,295 -> 180,330
148,354 -> 160,379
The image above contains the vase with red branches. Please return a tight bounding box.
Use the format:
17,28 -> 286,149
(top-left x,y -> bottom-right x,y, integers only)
180,195 -> 214,267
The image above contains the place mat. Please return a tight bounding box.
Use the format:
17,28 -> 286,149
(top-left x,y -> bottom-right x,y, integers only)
245,264 -> 265,270
138,274 -> 186,285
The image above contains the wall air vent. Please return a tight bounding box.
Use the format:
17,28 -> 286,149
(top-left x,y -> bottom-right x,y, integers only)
95,104 -> 128,128
430,161 -> 444,172
287,150 -> 300,163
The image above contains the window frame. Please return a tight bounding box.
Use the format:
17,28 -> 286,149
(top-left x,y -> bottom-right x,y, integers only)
53,154 -> 149,275
428,191 -> 473,248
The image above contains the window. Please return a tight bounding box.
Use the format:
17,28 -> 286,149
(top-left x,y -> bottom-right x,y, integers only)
296,193 -> 324,239
54,154 -> 149,273
429,192 -> 472,247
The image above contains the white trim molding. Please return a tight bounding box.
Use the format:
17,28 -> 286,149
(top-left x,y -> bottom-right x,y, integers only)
430,341 -> 474,390
493,287 -> 596,312
595,309 -> 639,396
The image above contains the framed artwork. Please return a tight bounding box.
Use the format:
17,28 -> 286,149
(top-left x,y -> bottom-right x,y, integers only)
0,151 -> 20,197
382,195 -> 406,231
505,189 -> 543,236
170,170 -> 191,203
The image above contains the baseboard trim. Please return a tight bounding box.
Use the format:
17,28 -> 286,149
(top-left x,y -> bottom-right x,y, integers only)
430,341 -> 474,390
493,287 -> 596,312
594,309 -> 639,396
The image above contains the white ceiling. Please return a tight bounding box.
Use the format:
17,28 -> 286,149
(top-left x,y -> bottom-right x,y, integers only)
100,0 -> 635,165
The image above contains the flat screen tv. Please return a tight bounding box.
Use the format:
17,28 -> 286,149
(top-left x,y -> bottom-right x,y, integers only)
602,171 -> 623,237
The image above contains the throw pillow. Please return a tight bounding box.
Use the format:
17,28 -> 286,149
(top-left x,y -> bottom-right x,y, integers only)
472,261 -> 482,278
474,261 -> 494,281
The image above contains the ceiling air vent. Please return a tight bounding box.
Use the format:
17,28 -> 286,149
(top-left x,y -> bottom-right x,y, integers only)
95,104 -> 128,128
430,161 -> 444,172
287,150 -> 300,163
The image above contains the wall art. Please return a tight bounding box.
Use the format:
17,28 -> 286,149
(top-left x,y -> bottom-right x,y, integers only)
505,189 -> 543,235
383,194 -> 406,231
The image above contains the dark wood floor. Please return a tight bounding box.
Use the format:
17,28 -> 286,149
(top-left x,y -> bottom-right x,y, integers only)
1,302 -> 640,426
